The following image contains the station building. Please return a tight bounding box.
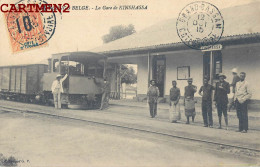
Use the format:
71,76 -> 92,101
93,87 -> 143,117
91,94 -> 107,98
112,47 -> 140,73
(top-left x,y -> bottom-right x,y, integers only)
91,2 -> 260,108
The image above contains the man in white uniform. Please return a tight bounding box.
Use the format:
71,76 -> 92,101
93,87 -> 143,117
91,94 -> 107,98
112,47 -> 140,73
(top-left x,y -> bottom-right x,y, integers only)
235,72 -> 252,133
51,74 -> 68,109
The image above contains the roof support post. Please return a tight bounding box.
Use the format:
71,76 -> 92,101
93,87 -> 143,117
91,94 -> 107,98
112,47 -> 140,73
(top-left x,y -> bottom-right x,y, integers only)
210,51 -> 213,85
148,52 -> 151,88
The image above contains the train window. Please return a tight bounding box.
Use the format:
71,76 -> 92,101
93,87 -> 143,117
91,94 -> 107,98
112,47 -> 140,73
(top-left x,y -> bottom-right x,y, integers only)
53,59 -> 59,72
60,60 -> 85,76
58,58 -> 104,77
85,63 -> 104,77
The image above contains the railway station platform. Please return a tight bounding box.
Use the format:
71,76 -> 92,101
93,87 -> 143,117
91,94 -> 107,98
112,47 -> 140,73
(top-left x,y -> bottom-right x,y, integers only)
110,99 -> 260,120
0,99 -> 259,156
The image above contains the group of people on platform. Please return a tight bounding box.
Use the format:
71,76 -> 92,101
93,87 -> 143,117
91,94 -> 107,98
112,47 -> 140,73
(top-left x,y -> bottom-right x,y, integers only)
147,68 -> 252,133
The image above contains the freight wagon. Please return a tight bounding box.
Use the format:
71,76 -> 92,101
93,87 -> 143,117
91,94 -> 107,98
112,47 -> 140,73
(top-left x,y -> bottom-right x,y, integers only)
0,64 -> 47,102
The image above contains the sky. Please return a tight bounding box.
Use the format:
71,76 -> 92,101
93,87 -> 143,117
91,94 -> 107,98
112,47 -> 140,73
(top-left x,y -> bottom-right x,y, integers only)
0,0 -> 259,66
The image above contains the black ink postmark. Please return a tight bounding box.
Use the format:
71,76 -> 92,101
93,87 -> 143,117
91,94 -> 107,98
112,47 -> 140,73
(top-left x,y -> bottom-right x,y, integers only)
176,1 -> 224,50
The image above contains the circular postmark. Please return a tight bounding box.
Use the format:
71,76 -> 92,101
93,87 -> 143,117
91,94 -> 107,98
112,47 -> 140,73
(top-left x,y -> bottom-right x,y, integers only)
176,1 -> 224,50
6,0 -> 56,48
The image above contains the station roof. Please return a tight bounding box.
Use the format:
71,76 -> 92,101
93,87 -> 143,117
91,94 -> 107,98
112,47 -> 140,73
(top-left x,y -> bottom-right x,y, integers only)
52,51 -> 106,62
91,2 -> 260,55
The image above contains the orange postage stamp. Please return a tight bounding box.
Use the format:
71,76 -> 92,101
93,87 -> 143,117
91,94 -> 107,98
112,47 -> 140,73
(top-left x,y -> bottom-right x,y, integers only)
4,0 -> 56,53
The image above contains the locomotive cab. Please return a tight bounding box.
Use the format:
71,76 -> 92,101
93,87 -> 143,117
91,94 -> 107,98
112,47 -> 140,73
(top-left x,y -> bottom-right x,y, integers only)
42,52 -> 107,109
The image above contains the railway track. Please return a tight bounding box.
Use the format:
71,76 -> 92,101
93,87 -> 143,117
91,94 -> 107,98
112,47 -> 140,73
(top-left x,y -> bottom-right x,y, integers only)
0,105 -> 260,155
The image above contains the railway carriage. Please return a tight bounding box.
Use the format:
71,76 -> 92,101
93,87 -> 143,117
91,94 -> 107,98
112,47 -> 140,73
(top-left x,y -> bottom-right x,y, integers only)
0,64 -> 48,102
0,52 -> 108,109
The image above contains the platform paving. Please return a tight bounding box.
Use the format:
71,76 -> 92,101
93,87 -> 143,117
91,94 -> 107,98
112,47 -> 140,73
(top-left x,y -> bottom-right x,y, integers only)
110,99 -> 260,120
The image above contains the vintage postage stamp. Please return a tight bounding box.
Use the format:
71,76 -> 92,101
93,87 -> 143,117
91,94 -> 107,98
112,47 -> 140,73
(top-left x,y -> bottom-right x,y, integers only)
176,1 -> 224,50
5,0 -> 56,53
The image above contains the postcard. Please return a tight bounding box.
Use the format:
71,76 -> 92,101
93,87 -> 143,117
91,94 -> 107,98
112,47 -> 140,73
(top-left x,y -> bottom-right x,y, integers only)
0,0 -> 259,166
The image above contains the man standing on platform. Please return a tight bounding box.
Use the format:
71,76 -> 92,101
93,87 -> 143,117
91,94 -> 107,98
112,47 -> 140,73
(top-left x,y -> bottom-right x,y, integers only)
100,78 -> 111,110
147,80 -> 160,118
51,74 -> 68,109
235,72 -> 252,133
214,73 -> 230,130
169,80 -> 181,123
184,78 -> 197,124
199,77 -> 214,128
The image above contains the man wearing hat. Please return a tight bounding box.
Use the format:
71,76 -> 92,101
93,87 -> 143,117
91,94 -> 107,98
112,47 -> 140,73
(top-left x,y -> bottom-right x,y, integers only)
51,74 -> 68,109
147,79 -> 160,118
214,73 -> 230,129
228,68 -> 241,112
184,78 -> 197,124
199,76 -> 214,127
